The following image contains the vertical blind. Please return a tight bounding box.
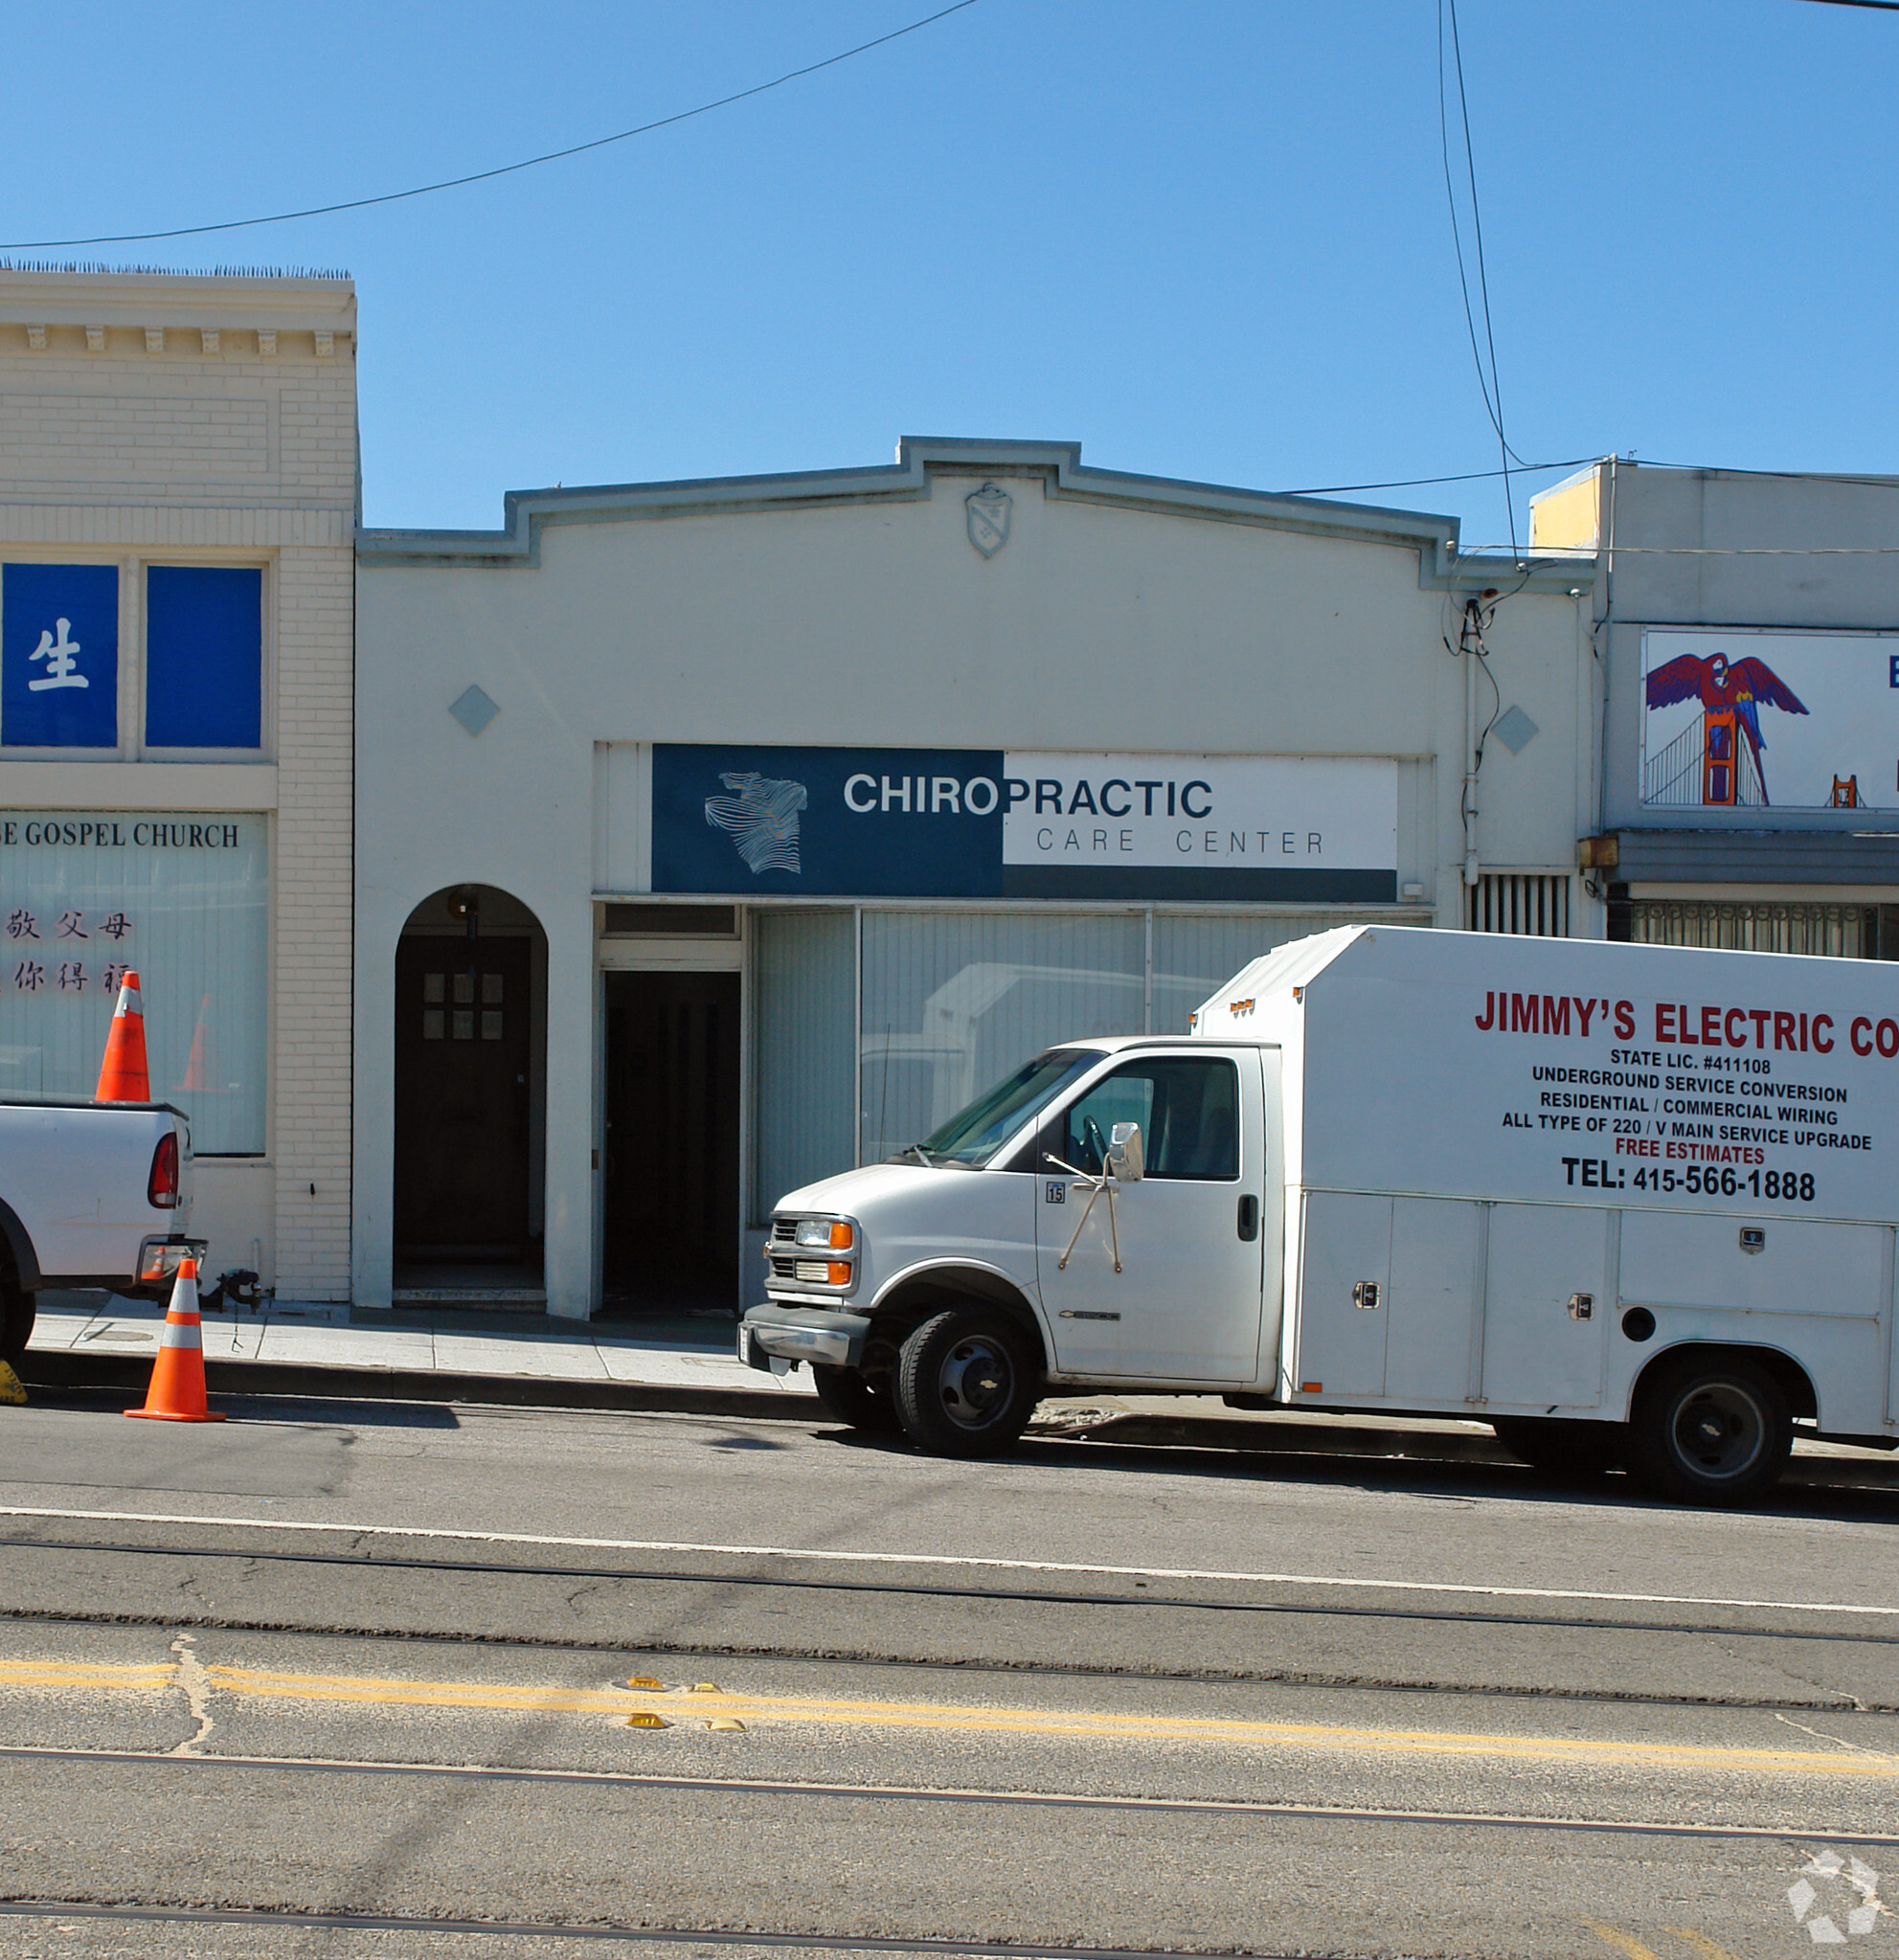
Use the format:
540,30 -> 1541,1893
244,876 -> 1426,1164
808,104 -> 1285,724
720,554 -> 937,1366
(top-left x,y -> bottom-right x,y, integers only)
858,911 -> 1146,1166
752,910 -> 855,1221
750,906 -> 1396,1211
0,811 -> 268,1152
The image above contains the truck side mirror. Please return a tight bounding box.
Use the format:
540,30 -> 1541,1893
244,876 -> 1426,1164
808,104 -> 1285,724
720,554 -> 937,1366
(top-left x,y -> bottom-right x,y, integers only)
1107,1121 -> 1144,1182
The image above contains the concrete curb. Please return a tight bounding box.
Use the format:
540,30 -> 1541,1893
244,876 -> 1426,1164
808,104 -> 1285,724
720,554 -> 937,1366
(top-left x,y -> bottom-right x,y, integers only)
19,1349 -> 817,1422
19,1352 -> 1897,1486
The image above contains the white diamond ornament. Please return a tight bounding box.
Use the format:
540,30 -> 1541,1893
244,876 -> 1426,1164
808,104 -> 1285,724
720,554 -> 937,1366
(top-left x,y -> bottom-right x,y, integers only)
1491,705 -> 1540,755
448,686 -> 500,737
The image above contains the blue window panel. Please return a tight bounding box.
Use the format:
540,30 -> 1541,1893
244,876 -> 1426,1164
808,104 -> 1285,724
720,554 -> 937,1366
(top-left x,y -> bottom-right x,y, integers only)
1,564 -> 120,749
146,566 -> 263,750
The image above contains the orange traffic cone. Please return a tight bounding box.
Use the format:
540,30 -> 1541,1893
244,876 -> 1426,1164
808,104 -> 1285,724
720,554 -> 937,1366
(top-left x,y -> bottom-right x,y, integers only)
124,1259 -> 224,1424
177,993 -> 217,1093
97,969 -> 151,1103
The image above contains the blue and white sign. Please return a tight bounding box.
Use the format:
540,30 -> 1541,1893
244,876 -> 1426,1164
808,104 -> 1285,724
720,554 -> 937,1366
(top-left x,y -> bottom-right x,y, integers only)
1,564 -> 119,749
146,566 -> 263,750
652,745 -> 1396,901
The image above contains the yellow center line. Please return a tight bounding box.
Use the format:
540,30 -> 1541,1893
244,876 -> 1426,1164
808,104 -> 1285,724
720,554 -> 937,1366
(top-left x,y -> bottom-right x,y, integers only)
12,1656 -> 1895,1780
1583,1922 -> 1668,1960
0,1661 -> 175,1688
189,1666 -> 1899,1776
1664,1927 -> 1746,1960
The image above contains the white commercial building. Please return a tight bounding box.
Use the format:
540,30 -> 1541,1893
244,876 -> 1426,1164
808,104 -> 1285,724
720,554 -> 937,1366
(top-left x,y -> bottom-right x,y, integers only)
0,268 -> 356,1301
356,439 -> 1596,1318
1534,461 -> 1899,960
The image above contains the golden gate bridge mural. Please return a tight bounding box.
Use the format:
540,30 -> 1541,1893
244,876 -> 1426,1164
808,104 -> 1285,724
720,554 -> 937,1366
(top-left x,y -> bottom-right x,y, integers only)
1642,648 -> 1812,808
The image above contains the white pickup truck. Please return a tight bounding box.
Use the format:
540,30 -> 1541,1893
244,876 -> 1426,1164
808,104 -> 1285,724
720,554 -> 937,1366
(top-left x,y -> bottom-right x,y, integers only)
0,1096 -> 204,1366
741,925 -> 1899,1504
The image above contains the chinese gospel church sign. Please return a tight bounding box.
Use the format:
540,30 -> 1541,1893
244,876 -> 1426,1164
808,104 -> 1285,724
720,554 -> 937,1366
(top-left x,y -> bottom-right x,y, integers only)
0,810 -> 267,1153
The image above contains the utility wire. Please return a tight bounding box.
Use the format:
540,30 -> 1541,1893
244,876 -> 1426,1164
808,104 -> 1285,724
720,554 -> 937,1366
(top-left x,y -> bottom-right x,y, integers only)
0,1 -> 979,252
1283,454 -> 1598,498
1436,0 -> 1523,556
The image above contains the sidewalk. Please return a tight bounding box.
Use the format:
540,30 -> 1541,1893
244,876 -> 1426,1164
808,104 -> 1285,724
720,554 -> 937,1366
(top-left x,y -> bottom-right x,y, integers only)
24,1291 -> 814,1416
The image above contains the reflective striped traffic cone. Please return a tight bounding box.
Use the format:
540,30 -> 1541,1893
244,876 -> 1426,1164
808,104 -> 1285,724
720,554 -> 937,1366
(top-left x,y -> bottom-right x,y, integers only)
124,1259 -> 224,1423
96,969 -> 151,1103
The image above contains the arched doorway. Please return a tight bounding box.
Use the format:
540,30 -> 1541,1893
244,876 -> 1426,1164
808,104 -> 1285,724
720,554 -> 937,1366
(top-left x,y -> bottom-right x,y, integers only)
393,885 -> 547,1296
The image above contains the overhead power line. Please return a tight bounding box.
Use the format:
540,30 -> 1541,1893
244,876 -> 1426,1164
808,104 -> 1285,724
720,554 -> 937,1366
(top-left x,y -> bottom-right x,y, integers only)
1283,455 -> 1598,497
1436,0 -> 1523,556
0,0 -> 980,252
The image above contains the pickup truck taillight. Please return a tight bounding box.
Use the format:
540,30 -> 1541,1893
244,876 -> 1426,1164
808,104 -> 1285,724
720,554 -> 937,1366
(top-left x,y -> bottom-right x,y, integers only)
147,1132 -> 181,1209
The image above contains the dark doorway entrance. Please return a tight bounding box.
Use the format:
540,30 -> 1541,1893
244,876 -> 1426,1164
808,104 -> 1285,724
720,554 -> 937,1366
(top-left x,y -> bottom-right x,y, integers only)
602,970 -> 741,1314
395,933 -> 534,1269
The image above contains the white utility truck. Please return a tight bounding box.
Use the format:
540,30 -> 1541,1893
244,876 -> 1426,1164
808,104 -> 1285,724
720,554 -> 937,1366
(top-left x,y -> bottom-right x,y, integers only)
741,926 -> 1899,1504
0,1096 -> 203,1366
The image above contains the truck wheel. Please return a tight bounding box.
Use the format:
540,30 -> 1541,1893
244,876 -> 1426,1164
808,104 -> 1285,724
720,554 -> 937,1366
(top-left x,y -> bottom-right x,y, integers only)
1,1281 -> 34,1370
1491,1416 -> 1624,1478
894,1309 -> 1039,1458
1629,1356 -> 1792,1506
810,1364 -> 900,1434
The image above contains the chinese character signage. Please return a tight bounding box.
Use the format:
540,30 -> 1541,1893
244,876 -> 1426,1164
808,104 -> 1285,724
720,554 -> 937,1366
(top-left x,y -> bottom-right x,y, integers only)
1,564 -> 119,748
651,746 -> 1397,901
146,566 -> 263,749
0,810 -> 266,1152
1640,628 -> 1899,817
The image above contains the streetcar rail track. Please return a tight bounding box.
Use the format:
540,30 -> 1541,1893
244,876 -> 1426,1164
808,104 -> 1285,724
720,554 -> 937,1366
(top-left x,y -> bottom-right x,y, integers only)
5,1744 -> 1893,1845
6,1601 -> 1894,1714
0,1897 -> 1287,1956
10,1530 -> 1899,1653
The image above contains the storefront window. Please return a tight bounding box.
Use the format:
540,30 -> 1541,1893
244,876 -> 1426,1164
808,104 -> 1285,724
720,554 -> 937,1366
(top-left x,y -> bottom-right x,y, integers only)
1149,912 -> 1348,1032
0,811 -> 268,1152
859,911 -> 1146,1163
1626,900 -> 1873,959
753,910 -> 855,1219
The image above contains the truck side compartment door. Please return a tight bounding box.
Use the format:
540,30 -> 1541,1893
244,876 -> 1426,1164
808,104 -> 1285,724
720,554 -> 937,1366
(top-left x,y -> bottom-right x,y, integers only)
1386,1197 -> 1483,1405
1295,1192 -> 1391,1398
1481,1204 -> 1611,1412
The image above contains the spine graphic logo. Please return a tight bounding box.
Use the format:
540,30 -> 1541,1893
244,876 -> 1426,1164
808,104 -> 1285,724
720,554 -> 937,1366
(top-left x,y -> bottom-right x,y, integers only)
1790,1850 -> 1886,1943
704,771 -> 809,875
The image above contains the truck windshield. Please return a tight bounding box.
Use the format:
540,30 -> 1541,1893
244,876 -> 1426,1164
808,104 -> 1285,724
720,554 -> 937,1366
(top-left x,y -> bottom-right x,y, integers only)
901,1048 -> 1101,1168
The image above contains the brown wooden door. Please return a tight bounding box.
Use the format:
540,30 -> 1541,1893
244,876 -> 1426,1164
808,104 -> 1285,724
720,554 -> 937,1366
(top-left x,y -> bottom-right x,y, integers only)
602,970 -> 740,1312
394,936 -> 532,1259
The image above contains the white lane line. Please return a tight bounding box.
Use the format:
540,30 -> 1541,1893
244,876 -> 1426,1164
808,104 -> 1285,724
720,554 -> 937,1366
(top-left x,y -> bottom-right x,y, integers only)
4,1502 -> 1897,1620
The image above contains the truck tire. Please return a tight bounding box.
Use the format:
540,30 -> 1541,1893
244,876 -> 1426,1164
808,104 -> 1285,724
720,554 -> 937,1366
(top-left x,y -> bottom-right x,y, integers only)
893,1308 -> 1039,1458
1491,1416 -> 1624,1479
1,1280 -> 34,1370
810,1364 -> 901,1434
1629,1355 -> 1792,1506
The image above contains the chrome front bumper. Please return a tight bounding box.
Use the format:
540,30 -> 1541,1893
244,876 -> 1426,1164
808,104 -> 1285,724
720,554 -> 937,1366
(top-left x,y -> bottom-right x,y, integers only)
739,1302 -> 871,1373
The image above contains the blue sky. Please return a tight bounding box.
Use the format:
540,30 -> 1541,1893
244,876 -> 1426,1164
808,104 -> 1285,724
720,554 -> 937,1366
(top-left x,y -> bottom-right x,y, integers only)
8,2 -> 1895,543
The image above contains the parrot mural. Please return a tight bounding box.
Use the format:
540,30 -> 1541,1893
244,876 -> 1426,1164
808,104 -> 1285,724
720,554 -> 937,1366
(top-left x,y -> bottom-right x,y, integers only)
1644,649 -> 1809,804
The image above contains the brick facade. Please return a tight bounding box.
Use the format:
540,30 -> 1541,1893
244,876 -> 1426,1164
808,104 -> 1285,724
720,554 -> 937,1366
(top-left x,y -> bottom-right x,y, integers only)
0,273 -> 356,1300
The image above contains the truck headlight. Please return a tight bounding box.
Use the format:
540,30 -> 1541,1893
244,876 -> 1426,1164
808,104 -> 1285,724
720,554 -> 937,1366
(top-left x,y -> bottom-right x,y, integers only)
794,1218 -> 854,1251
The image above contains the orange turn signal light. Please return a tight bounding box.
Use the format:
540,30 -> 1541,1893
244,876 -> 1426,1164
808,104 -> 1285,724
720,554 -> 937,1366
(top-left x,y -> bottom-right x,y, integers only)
826,1261 -> 852,1285
1300,1382 -> 1323,1394
828,1221 -> 854,1250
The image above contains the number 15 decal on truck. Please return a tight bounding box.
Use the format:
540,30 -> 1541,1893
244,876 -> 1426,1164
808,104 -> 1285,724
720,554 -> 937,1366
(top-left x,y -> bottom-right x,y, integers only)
741,927 -> 1899,1505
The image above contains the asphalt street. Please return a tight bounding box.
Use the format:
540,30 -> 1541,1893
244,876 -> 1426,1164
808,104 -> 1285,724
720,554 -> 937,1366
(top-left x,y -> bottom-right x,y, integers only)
2,1388 -> 1896,1959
